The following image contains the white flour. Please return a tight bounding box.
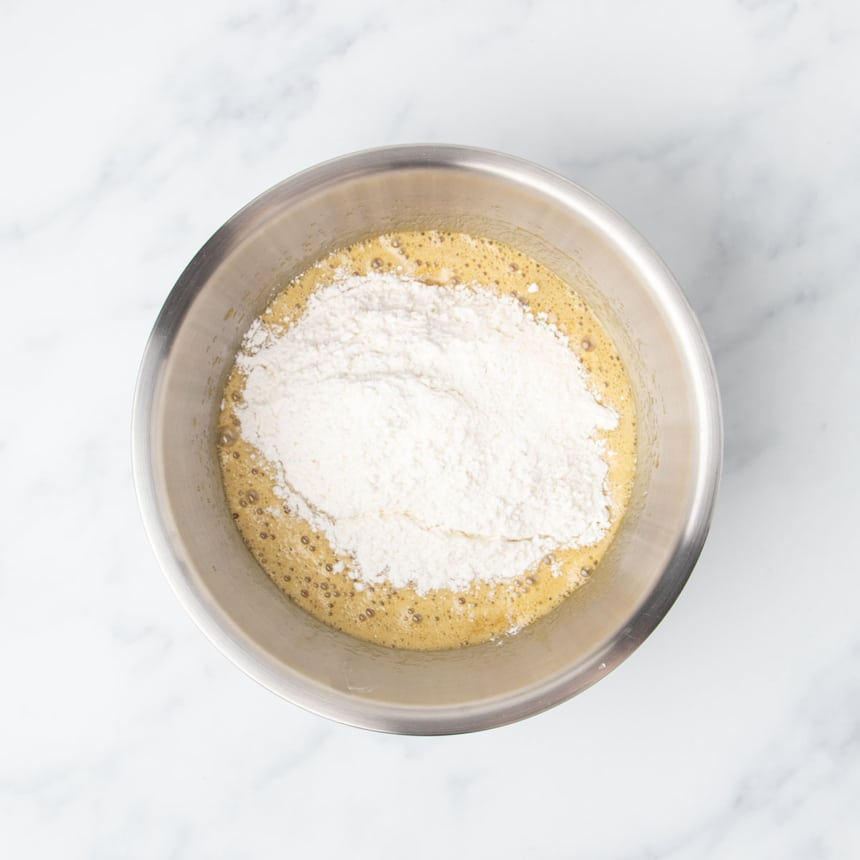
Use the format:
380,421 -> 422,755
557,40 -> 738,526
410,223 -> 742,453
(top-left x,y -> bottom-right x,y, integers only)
235,272 -> 617,594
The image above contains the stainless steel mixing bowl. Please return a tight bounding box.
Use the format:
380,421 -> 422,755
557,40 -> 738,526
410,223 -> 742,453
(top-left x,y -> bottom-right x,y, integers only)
133,144 -> 722,734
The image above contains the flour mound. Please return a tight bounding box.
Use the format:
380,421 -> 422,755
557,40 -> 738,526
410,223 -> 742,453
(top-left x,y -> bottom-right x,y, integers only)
236,272 -> 617,594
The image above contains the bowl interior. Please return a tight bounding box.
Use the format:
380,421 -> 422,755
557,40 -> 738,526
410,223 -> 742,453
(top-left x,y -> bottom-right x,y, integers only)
136,147 -> 720,733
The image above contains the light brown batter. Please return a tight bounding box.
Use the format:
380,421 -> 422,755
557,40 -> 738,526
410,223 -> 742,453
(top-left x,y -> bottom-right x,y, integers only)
218,231 -> 636,649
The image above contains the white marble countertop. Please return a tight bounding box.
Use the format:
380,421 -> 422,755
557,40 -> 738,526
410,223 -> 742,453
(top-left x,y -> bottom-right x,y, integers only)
3,1 -> 859,857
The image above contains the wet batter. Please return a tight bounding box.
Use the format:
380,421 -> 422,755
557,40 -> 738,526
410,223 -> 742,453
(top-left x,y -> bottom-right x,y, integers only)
218,231 -> 636,649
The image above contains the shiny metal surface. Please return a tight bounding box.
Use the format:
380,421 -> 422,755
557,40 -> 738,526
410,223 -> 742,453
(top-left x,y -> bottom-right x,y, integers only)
132,144 -> 722,735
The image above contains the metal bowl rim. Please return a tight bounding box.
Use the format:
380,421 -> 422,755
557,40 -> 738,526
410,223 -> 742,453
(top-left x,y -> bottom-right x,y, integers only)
132,143 -> 723,735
